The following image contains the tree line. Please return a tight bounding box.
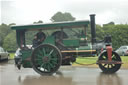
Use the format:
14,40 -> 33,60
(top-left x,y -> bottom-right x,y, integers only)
0,12 -> 128,51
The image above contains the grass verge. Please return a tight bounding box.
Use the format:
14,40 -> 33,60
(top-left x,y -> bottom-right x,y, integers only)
73,56 -> 128,69
9,53 -> 15,59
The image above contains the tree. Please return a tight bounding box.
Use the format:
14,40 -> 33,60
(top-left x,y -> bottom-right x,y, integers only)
3,31 -> 17,51
108,22 -> 115,25
33,20 -> 43,24
51,12 -> 75,22
86,24 -> 104,42
9,23 -> 16,26
96,25 -> 105,41
0,23 -> 12,46
103,21 -> 115,26
102,24 -> 128,49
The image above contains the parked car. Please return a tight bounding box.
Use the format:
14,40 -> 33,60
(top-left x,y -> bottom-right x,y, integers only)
0,47 -> 9,61
116,46 -> 128,56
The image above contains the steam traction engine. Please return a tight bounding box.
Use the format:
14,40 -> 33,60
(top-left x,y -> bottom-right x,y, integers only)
11,14 -> 122,75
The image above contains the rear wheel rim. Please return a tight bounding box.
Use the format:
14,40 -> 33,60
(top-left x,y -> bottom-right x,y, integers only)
31,44 -> 62,75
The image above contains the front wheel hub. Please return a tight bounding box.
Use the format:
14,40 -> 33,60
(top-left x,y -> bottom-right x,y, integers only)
43,56 -> 49,63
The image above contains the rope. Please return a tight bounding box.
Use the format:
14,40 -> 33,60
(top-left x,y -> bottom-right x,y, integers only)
74,62 -> 96,66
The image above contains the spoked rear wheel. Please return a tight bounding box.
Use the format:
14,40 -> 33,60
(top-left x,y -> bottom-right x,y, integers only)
31,44 -> 62,75
98,51 -> 122,73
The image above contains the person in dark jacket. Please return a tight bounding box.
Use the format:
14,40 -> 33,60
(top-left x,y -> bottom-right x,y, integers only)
32,35 -> 38,48
36,29 -> 46,45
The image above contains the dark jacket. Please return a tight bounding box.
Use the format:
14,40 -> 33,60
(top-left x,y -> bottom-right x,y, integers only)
36,32 -> 46,44
32,39 -> 38,48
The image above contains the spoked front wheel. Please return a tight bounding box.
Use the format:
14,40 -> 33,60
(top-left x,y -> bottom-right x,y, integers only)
31,44 -> 62,75
98,51 -> 122,73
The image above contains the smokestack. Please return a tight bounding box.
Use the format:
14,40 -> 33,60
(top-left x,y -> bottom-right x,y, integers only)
90,14 -> 96,44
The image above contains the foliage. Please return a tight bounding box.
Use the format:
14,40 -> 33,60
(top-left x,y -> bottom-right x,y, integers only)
25,31 -> 37,45
87,23 -> 128,50
51,12 -> 75,22
0,23 -> 12,46
103,21 -> 115,26
33,20 -> 43,24
102,24 -> 128,49
3,31 -> 17,51
86,24 -> 104,41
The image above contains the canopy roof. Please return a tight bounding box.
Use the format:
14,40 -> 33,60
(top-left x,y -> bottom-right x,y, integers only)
11,20 -> 90,30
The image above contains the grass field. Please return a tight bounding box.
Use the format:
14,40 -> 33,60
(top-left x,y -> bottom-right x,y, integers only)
9,53 -> 128,69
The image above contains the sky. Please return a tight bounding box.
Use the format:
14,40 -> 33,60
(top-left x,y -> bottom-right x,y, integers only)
0,0 -> 128,25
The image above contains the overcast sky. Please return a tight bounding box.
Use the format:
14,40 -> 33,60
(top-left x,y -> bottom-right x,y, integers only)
0,0 -> 128,25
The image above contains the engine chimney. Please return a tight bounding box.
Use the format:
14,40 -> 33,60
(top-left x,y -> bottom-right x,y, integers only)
90,14 -> 96,44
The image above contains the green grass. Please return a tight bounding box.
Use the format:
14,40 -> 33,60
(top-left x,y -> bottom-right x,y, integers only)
9,53 -> 128,69
9,53 -> 15,59
120,56 -> 128,69
75,57 -> 98,64
73,56 -> 128,69
72,57 -> 99,67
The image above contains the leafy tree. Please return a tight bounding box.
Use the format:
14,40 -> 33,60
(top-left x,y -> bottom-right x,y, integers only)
9,23 -> 16,26
88,23 -> 128,50
25,31 -> 37,45
33,20 -> 43,24
0,23 -> 12,46
95,25 -> 105,41
103,22 -> 115,27
102,24 -> 128,49
108,22 -> 115,25
3,31 -> 17,51
112,25 -> 128,49
51,12 -> 75,22
86,24 -> 104,42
